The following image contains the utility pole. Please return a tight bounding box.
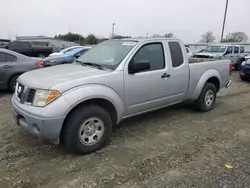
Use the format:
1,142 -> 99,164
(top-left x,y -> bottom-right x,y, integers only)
220,0 -> 229,43
112,23 -> 115,39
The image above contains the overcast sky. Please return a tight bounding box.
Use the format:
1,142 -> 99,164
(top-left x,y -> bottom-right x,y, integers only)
1,0 -> 249,43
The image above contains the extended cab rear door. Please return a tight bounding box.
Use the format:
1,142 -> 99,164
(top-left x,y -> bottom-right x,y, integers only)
163,40 -> 189,103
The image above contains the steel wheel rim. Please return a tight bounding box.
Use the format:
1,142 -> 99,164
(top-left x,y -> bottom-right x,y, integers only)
205,90 -> 214,107
78,117 -> 105,146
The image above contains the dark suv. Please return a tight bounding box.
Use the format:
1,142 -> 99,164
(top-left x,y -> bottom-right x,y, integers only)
6,41 -> 54,58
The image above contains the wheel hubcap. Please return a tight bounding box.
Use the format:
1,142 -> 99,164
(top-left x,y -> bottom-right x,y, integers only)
205,90 -> 214,107
78,117 -> 105,146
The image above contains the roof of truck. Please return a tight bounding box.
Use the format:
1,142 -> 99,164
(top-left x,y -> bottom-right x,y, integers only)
114,37 -> 180,42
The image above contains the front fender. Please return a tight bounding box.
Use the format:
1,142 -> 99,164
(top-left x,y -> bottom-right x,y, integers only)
193,69 -> 221,100
61,84 -> 125,123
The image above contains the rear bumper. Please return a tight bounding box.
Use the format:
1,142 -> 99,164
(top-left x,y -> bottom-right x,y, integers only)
12,96 -> 65,144
239,70 -> 250,78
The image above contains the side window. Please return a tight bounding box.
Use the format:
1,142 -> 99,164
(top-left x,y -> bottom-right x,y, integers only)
6,54 -> 17,62
169,42 -> 184,67
132,43 -> 165,71
186,48 -> 190,53
234,46 -> 239,54
0,53 -> 6,62
240,46 -> 244,53
74,49 -> 87,57
226,46 -> 233,54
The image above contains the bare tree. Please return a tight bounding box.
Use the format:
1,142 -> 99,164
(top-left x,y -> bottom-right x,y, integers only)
152,33 -> 173,38
164,33 -> 173,38
199,31 -> 216,43
223,32 -> 248,43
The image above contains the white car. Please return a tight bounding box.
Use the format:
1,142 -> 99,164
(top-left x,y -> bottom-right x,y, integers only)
186,47 -> 193,58
49,46 -> 83,57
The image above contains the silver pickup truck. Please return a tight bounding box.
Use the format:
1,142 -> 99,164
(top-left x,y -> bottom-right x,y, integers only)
12,38 -> 232,154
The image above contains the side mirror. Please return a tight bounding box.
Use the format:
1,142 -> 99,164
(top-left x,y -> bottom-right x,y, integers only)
129,60 -> 150,74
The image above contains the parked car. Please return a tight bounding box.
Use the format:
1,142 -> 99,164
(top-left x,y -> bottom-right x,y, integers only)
239,56 -> 250,81
0,48 -> 43,92
49,46 -> 83,57
12,38 -> 232,154
193,44 -> 248,70
42,46 -> 91,67
186,47 -> 193,58
6,41 -> 54,58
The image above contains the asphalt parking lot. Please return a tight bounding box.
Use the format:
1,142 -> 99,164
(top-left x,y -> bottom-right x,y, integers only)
0,72 -> 250,188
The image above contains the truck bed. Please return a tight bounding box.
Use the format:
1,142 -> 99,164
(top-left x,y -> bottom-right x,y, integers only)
189,57 -> 216,64
185,59 -> 231,101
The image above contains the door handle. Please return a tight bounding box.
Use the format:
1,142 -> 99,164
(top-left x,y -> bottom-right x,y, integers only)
161,73 -> 171,78
3,65 -> 13,68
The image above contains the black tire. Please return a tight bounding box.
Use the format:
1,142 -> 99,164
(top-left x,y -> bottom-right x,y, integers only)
63,104 -> 112,154
240,76 -> 248,81
9,75 -> 20,93
235,59 -> 244,71
194,82 -> 217,112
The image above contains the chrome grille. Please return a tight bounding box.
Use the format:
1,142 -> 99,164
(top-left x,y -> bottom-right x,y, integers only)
15,82 -> 36,104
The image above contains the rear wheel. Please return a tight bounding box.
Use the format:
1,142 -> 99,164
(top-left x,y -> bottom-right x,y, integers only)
195,82 -> 217,112
62,104 -> 112,154
9,75 -> 20,93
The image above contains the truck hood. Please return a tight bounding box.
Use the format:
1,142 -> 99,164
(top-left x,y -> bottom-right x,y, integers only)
18,64 -> 109,90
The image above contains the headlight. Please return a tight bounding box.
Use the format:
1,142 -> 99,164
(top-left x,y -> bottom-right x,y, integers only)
33,89 -> 60,107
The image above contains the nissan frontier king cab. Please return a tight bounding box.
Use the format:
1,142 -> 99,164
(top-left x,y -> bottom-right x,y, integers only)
12,38 -> 232,154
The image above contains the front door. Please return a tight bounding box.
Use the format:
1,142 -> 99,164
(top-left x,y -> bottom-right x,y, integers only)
224,46 -> 234,62
231,46 -> 240,64
124,42 -> 172,115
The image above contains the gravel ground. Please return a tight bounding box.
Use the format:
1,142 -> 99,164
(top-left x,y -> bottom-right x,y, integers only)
0,72 -> 250,188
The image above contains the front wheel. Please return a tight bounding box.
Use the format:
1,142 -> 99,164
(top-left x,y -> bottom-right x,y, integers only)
9,75 -> 20,93
63,105 -> 112,154
194,82 -> 217,112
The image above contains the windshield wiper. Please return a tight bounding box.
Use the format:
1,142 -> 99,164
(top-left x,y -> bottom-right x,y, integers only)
75,60 -> 105,70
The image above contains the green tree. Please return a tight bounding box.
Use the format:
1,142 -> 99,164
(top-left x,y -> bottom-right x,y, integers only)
85,34 -> 98,45
55,32 -> 84,43
113,35 -> 131,39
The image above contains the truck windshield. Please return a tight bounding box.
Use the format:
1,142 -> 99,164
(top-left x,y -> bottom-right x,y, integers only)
203,46 -> 226,53
74,40 -> 137,70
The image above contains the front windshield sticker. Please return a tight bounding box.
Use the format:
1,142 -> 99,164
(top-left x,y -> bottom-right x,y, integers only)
122,42 -> 137,46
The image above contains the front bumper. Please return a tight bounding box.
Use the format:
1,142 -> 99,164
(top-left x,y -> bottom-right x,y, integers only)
12,96 -> 65,144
